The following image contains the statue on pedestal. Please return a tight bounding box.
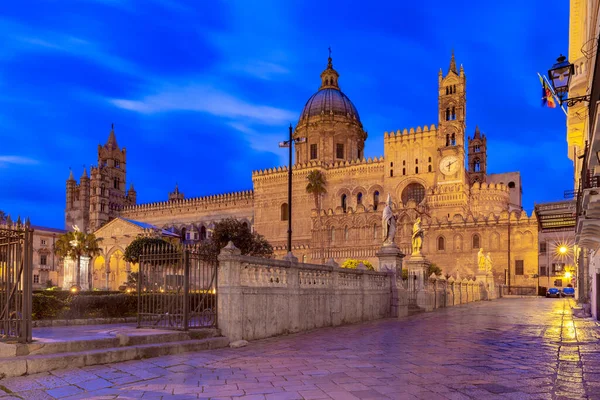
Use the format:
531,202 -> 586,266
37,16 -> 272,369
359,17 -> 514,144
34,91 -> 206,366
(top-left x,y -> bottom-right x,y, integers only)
411,217 -> 424,256
477,248 -> 486,272
382,194 -> 396,245
485,252 -> 493,273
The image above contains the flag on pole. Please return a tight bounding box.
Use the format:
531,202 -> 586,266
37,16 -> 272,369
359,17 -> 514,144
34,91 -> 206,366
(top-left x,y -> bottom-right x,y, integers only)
538,74 -> 556,108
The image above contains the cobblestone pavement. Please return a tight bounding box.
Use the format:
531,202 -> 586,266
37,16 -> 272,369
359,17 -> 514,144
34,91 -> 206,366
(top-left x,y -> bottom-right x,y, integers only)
1,298 -> 599,399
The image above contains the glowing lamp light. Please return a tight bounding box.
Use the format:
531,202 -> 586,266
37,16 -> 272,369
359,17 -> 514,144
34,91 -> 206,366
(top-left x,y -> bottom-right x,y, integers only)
70,286 -> 79,294
559,246 -> 568,255
565,271 -> 572,279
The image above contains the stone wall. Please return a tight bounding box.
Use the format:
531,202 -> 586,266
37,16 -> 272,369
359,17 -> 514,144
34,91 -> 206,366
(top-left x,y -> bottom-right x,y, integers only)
217,244 -> 393,342
217,243 -> 504,342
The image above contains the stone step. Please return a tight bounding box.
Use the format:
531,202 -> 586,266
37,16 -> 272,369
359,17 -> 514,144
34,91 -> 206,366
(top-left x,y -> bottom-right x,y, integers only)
0,336 -> 230,378
0,328 -> 220,358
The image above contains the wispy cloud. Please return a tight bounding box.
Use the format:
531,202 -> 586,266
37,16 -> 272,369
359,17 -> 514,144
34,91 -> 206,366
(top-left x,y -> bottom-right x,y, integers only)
110,83 -> 296,126
227,122 -> 288,164
0,156 -> 39,167
226,60 -> 290,80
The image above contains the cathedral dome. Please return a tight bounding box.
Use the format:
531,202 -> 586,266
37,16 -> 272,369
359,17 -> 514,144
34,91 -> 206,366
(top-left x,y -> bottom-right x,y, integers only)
299,88 -> 361,123
297,54 -> 362,127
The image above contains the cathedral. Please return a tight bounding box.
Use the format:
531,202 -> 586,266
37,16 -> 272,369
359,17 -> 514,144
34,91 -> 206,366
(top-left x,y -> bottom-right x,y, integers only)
66,52 -> 539,290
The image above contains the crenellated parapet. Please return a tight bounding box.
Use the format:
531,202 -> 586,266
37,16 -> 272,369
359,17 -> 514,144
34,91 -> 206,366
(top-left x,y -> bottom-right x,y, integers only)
383,124 -> 438,141
252,157 -> 385,182
121,189 -> 254,214
420,208 -> 537,228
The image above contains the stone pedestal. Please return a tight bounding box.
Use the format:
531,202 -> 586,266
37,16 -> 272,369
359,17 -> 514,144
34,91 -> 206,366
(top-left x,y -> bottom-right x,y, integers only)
376,243 -> 405,273
477,272 -> 496,300
376,244 -> 408,318
405,255 -> 434,312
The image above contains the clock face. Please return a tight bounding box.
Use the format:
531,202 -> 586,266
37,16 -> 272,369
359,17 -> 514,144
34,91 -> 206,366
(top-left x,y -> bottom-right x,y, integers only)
439,155 -> 460,175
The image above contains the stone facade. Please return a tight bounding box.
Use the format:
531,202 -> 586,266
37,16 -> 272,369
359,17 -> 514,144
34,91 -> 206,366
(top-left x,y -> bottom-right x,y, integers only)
67,52 -> 539,287
31,225 -> 65,289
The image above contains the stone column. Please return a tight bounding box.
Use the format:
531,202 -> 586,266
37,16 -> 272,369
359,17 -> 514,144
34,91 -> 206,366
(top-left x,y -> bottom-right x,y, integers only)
105,258 -> 110,291
405,256 -> 433,311
217,241 -> 243,342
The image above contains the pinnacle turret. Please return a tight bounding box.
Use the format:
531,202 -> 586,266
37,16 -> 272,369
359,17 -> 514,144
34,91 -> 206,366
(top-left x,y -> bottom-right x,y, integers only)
105,123 -> 118,150
449,50 -> 457,74
68,169 -> 75,181
319,47 -> 340,90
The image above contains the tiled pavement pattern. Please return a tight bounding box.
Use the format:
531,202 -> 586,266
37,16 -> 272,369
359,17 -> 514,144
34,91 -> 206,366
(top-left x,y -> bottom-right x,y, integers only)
1,298 -> 599,399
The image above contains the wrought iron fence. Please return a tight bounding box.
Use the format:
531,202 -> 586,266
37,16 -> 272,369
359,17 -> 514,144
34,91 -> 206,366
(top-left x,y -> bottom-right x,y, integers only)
137,243 -> 217,330
0,217 -> 33,343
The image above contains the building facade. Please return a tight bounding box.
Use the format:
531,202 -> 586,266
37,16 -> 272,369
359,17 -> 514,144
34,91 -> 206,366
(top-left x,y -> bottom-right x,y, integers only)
68,53 -> 539,289
570,0 -> 600,319
31,225 -> 65,290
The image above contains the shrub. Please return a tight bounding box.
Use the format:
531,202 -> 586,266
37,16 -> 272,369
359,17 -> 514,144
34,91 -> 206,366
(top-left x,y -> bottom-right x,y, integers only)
124,236 -> 179,264
428,263 -> 443,277
341,259 -> 375,271
63,294 -> 138,319
32,294 -> 65,320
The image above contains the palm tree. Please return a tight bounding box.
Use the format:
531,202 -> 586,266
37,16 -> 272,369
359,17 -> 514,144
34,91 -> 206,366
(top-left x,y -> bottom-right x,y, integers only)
54,231 -> 102,289
306,170 -> 327,262
305,170 -> 327,212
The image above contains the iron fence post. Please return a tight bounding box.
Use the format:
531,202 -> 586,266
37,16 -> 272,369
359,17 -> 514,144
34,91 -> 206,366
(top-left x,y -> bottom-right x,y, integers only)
25,226 -> 33,342
183,248 -> 190,331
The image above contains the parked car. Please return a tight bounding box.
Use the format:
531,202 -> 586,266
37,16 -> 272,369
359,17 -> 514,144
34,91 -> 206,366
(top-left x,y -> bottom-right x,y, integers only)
546,287 -> 561,298
562,286 -> 575,297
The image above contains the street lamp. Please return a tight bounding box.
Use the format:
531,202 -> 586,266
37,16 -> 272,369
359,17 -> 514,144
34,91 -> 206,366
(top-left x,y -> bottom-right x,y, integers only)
279,124 -> 306,254
548,54 -> 591,107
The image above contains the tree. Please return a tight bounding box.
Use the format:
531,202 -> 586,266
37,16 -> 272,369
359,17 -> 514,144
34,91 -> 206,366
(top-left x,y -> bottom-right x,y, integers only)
428,263 -> 443,277
0,210 -> 6,224
54,231 -> 102,289
305,170 -> 327,211
306,170 -> 327,263
198,218 -> 273,262
123,236 -> 177,264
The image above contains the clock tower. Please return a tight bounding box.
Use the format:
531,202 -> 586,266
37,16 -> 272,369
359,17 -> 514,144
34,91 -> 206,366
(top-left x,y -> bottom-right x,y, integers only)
436,51 -> 467,184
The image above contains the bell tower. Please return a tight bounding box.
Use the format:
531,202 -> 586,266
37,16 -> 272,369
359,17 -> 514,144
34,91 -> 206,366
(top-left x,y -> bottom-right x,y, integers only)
467,126 -> 487,184
436,51 -> 467,184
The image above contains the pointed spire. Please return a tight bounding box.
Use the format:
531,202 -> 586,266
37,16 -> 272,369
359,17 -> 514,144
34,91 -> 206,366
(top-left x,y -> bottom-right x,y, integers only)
81,167 -> 88,179
474,125 -> 481,139
105,123 -> 118,150
129,183 -> 135,191
449,50 -> 457,74
68,169 -> 75,181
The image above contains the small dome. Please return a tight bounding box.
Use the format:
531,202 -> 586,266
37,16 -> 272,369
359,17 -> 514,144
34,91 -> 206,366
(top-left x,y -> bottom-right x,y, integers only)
299,88 -> 361,123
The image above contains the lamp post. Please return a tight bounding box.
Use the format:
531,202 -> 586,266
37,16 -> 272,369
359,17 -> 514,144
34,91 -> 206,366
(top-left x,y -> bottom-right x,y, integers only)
548,54 -> 591,107
279,124 -> 306,254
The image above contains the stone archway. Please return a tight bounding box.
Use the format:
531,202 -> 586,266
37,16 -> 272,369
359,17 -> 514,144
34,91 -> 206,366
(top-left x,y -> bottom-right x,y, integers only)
92,255 -> 105,290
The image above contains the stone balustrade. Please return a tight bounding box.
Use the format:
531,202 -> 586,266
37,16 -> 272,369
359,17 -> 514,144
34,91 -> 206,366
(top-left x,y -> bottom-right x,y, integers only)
217,242 -> 505,342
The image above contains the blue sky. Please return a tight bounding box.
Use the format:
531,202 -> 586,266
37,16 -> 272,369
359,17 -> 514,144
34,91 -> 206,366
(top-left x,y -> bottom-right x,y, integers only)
0,0 -> 570,229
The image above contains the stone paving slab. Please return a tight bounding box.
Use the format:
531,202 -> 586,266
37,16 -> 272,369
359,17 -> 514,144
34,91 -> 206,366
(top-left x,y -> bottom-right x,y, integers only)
1,298 -> 599,399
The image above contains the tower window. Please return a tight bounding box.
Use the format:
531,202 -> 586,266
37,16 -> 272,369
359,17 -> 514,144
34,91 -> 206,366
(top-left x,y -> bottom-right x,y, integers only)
115,160 -> 120,168
428,157 -> 432,162
402,168 -> 406,175
341,194 -> 347,213
508,181 -> 516,188
373,223 -> 377,239
474,158 -> 481,172
445,108 -> 450,121
390,169 -> 394,177
113,178 -> 119,189
100,203 -> 105,212
390,162 -> 394,167
281,203 -> 289,221
415,158 -> 418,165
428,165 -> 432,172
357,192 -> 363,205
451,107 -> 456,120
336,144 -> 344,159
403,160 -> 406,166
472,234 -> 480,249
415,166 -> 419,174
344,226 -> 349,241
437,236 -> 445,251
310,144 -> 318,160
474,145 -> 480,152
373,191 -> 380,211
331,227 -> 335,242
451,133 -> 456,146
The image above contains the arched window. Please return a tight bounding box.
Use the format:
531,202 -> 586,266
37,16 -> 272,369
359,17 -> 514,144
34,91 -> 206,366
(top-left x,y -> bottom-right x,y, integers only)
357,192 -> 363,205
200,226 -> 207,240
330,227 -> 335,242
474,145 -> 480,152
415,158 -> 418,165
341,194 -> 347,213
474,158 -> 481,172
281,203 -> 289,221
472,234 -> 480,249
101,184 -> 105,196
451,133 -> 456,146
508,181 -> 516,188
437,236 -> 445,251
390,169 -> 394,177
373,223 -> 377,239
451,107 -> 456,120
373,191 -> 380,211
445,108 -> 450,121
344,226 -> 349,241
401,183 -> 426,204
415,166 -> 419,174
446,87 -> 449,95
428,157 -> 432,162
181,227 -> 187,242
446,134 -> 450,146
453,85 -> 456,93
113,177 -> 119,189
428,165 -> 432,172
402,168 -> 406,175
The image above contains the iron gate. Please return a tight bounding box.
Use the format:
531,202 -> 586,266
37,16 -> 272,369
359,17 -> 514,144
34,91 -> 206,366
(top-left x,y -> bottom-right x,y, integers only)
137,243 -> 217,330
0,218 -> 33,343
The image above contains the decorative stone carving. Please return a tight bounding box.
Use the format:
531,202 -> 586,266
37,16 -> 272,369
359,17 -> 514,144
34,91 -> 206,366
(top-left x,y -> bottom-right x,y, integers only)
411,217 -> 424,256
382,194 -> 396,245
